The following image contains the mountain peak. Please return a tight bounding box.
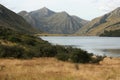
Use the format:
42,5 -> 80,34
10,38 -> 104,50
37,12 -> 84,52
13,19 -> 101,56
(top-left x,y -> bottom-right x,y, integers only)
29,7 -> 55,18
38,7 -> 51,12
33,7 -> 54,15
61,11 -> 68,14
41,7 -> 48,10
59,11 -> 69,16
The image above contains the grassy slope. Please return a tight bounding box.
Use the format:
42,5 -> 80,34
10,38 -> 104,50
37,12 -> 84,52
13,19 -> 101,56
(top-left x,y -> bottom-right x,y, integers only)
0,58 -> 119,80
0,26 -> 55,58
76,8 -> 120,36
100,29 -> 120,37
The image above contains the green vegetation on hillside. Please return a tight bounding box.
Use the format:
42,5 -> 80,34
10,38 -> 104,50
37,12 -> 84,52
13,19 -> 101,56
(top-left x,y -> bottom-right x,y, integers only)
0,26 -> 104,63
0,26 -> 55,58
100,29 -> 120,37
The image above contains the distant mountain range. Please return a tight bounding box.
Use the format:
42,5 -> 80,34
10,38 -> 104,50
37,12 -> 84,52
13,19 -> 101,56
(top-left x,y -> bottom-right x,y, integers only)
1,3 -> 120,36
18,7 -> 89,34
76,7 -> 120,36
0,4 -> 38,34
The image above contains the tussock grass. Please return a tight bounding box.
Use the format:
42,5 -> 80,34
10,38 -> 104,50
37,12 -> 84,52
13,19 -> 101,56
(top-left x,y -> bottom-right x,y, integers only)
0,57 -> 119,80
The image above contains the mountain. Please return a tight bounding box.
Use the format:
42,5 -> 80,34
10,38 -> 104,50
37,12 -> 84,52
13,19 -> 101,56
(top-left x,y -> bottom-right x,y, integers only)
72,16 -> 89,26
18,7 -> 89,34
38,11 -> 84,34
76,7 -> 120,36
0,4 -> 38,34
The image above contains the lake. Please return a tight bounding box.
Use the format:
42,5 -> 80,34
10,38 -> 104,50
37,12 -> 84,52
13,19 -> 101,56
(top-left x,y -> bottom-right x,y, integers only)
40,36 -> 120,57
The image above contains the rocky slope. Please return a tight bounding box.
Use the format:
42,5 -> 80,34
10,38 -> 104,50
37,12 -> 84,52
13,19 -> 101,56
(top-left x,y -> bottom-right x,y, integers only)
18,7 -> 89,34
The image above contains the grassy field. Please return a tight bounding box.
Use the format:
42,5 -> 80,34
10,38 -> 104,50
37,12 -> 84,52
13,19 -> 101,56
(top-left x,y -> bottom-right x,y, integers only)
0,57 -> 120,80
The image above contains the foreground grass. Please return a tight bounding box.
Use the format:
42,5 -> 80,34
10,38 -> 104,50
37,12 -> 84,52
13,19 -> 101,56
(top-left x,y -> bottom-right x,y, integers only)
0,58 -> 120,80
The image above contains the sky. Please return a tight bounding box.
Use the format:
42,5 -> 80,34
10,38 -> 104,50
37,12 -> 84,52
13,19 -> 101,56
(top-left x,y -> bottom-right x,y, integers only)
0,0 -> 120,20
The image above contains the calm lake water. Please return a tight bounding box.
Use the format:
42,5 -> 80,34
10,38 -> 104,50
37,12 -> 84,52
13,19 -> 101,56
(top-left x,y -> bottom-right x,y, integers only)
40,36 -> 120,57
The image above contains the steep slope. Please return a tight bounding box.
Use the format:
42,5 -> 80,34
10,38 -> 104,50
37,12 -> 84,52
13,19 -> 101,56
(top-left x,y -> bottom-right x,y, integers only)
72,16 -> 89,26
39,12 -> 83,34
76,7 -> 120,36
0,4 -> 38,34
18,7 -> 88,34
18,11 -> 36,28
18,7 -> 55,31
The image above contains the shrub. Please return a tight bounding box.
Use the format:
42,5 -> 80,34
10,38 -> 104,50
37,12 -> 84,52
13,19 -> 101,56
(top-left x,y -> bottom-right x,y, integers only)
55,45 -> 67,53
70,49 -> 91,63
0,26 -> 104,63
0,45 -> 26,58
40,46 -> 57,57
8,36 -> 21,42
91,55 -> 105,63
21,36 -> 36,46
56,52 -> 69,61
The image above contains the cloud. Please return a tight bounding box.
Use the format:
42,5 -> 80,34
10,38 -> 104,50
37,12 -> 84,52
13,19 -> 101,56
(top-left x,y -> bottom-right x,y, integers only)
94,0 -> 120,12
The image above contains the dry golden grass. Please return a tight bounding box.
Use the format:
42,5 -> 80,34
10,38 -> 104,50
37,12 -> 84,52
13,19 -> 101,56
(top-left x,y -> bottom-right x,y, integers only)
86,19 -> 120,36
0,57 -> 120,80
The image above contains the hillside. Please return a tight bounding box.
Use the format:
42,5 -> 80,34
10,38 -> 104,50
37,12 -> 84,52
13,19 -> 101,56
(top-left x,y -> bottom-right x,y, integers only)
0,4 -> 38,34
76,7 -> 120,36
18,7 -> 89,34
100,29 -> 120,37
0,26 -> 54,58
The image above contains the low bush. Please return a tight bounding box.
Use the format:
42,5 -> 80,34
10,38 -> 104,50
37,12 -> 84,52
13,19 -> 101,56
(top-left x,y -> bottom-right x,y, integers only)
0,45 -> 26,58
56,52 -> 69,61
0,26 -> 105,63
70,49 -> 91,63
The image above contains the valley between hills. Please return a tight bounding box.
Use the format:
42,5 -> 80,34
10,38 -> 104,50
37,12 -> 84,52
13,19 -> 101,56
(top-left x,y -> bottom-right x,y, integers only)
18,7 -> 120,36
0,4 -> 120,80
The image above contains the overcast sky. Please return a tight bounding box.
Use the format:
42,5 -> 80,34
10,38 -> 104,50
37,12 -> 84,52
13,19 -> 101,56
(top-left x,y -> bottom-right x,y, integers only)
0,0 -> 120,20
